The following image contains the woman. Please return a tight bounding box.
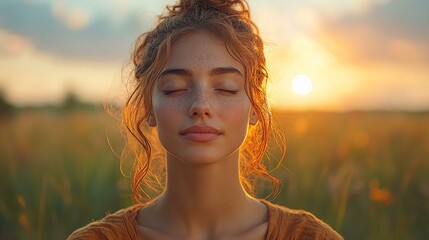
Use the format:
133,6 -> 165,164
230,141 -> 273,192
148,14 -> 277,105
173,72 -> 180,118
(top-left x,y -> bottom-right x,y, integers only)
69,0 -> 343,239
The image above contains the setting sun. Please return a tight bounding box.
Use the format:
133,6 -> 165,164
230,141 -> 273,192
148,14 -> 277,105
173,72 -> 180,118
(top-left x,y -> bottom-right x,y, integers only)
292,74 -> 313,95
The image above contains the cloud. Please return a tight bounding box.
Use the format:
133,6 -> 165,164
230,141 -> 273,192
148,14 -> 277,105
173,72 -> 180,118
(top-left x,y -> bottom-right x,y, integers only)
0,43 -> 124,106
262,0 -> 429,110
0,0 -> 151,61
355,0 -> 391,14
313,0 -> 392,15
314,0 -> 429,64
0,30 -> 33,55
51,1 -> 90,30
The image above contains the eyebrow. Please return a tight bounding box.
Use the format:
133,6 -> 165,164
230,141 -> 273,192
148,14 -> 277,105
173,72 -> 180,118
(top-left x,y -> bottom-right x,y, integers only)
159,67 -> 243,78
210,67 -> 243,76
159,68 -> 192,78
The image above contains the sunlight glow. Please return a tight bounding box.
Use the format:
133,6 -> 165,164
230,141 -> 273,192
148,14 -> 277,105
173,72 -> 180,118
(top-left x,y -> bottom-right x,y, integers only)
292,75 -> 313,95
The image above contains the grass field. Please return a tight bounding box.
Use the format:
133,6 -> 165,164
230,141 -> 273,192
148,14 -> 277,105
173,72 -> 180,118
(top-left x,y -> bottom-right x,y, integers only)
1,109 -> 428,239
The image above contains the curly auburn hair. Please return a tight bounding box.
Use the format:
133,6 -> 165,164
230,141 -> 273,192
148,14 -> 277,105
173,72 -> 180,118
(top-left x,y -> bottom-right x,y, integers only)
121,0 -> 284,203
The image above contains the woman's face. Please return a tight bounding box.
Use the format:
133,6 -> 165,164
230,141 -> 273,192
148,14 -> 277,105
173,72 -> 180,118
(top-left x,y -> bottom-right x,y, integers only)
150,30 -> 256,165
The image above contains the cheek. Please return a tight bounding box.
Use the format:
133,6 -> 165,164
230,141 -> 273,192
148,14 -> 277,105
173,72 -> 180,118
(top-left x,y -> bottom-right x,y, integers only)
219,98 -> 251,124
153,99 -> 185,124
152,100 -> 182,148
153,94 -> 251,124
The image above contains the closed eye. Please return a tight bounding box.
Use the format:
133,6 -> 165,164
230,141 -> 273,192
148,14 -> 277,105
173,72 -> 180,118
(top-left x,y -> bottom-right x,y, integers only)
216,89 -> 238,94
163,89 -> 188,95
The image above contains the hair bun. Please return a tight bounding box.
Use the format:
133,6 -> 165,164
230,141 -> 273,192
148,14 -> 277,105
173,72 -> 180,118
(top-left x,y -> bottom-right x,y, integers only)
168,0 -> 250,19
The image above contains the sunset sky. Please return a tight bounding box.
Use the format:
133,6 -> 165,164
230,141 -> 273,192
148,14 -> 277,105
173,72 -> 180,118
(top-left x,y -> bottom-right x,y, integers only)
0,0 -> 428,111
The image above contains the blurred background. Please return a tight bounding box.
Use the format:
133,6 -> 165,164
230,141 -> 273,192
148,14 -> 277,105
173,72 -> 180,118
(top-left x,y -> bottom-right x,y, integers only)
1,0 -> 428,239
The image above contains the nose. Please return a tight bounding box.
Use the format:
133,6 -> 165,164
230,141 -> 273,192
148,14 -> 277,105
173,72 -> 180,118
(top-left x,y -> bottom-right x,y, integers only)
188,89 -> 212,118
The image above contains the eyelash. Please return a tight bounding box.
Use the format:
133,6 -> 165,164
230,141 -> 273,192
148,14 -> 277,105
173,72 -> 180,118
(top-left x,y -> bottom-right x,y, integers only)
162,89 -> 238,95
217,89 -> 238,94
163,89 -> 186,95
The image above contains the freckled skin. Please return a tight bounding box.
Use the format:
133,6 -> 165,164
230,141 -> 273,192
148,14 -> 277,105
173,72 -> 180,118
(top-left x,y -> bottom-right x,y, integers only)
151,31 -> 252,165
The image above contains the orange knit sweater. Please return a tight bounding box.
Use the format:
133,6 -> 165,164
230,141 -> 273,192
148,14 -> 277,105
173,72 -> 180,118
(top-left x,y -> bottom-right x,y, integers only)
68,201 -> 344,240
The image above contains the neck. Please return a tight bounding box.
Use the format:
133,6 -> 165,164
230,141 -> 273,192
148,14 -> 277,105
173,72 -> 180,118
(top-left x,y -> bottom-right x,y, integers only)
153,151 -> 259,236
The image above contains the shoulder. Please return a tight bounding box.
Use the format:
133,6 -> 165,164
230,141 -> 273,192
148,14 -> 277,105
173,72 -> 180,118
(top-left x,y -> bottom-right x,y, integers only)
263,201 -> 344,240
67,204 -> 143,240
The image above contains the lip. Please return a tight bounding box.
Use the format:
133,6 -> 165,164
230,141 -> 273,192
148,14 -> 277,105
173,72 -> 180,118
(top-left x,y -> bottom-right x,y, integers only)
179,125 -> 222,142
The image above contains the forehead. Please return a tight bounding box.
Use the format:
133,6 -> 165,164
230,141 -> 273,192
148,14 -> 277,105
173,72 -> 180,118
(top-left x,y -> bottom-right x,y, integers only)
164,31 -> 244,73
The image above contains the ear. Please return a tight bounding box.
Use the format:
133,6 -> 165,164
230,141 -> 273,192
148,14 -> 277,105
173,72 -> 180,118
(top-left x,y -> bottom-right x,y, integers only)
249,110 -> 258,126
147,114 -> 157,127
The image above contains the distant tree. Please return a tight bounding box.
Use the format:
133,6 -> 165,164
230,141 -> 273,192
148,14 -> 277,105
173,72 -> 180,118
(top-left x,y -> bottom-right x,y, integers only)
0,90 -> 14,116
62,91 -> 80,110
61,91 -> 96,111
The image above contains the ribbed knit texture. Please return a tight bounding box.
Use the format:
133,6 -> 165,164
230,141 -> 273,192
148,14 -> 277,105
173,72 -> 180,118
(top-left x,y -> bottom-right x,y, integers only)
68,201 -> 343,240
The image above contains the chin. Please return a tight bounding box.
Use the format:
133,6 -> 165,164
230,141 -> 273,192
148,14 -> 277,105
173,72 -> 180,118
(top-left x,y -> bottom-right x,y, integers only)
166,149 -> 238,166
